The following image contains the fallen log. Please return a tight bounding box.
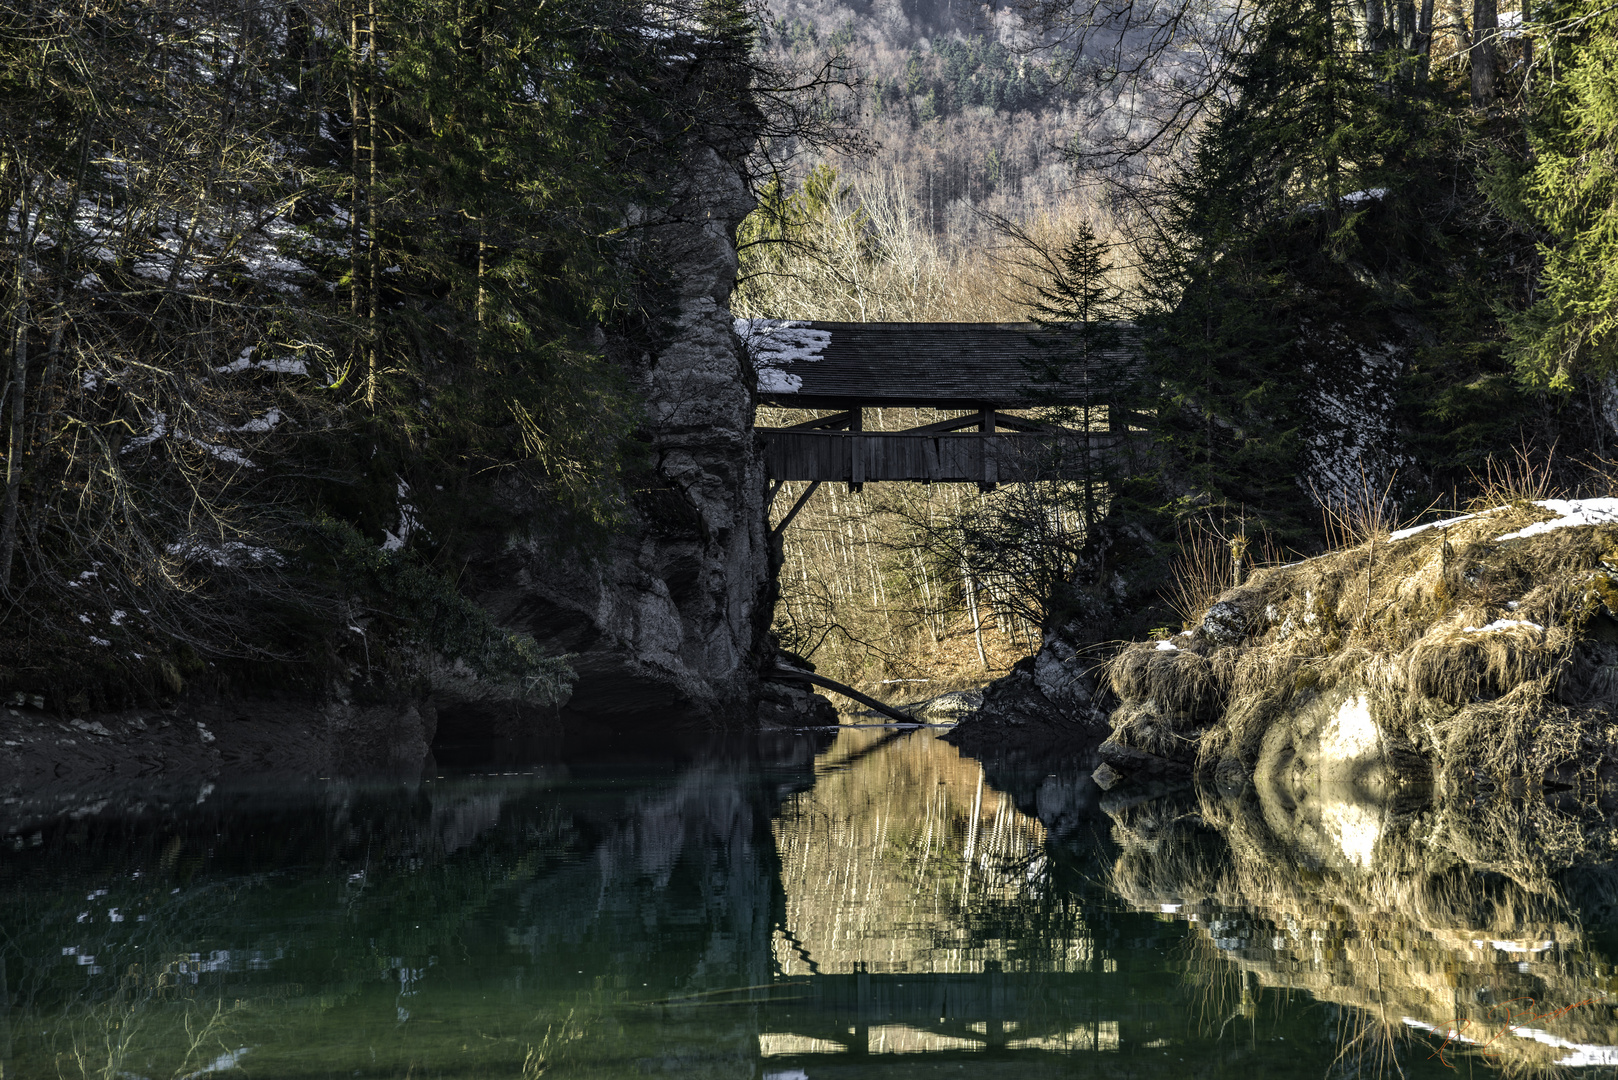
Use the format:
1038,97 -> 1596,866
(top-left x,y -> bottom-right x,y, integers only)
765,665 -> 918,725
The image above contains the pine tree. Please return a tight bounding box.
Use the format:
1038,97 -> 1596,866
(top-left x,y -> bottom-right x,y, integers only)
1022,224 -> 1129,529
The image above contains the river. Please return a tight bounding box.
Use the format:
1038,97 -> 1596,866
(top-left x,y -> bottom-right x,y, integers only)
4,724 -> 1618,1077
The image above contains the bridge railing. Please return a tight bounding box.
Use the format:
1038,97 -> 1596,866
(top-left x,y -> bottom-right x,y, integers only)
759,429 -> 1128,485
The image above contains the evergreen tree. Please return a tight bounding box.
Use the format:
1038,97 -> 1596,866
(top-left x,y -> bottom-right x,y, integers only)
1505,0 -> 1618,388
1023,224 -> 1129,529
1135,0 -> 1541,544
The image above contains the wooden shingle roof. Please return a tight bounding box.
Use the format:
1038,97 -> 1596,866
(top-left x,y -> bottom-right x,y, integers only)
743,320 -> 1141,410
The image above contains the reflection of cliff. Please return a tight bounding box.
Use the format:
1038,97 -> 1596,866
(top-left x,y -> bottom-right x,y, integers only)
0,738 -> 816,1080
1106,784 -> 1618,1071
772,728 -> 1087,975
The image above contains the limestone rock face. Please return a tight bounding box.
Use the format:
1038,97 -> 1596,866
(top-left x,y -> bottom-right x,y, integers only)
472,140 -> 772,727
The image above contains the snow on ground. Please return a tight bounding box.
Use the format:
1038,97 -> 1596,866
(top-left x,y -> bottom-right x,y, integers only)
166,539 -> 283,568
735,318 -> 830,394
381,477 -> 423,552
1388,498 -> 1618,545
216,346 -> 308,376
1387,508 -> 1499,541
1463,619 -> 1545,633
1495,498 -> 1618,541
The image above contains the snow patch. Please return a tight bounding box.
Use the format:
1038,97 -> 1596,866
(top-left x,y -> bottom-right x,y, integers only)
122,412 -> 168,453
1463,619 -> 1544,633
1496,498 -> 1618,541
381,477 -> 423,552
166,539 -> 283,568
1341,187 -> 1389,205
229,408 -> 283,433
1388,508 -> 1504,541
216,347 -> 308,376
736,319 -> 830,395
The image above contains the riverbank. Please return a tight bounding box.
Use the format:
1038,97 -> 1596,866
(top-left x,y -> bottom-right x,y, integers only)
0,693 -> 439,797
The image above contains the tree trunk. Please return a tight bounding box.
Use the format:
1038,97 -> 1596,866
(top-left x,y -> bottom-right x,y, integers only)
25,291 -> 66,544
1417,0 -> 1437,78
965,570 -> 988,670
0,297 -> 31,590
1471,0 -> 1498,104
366,0 -> 379,404
348,2 -> 366,400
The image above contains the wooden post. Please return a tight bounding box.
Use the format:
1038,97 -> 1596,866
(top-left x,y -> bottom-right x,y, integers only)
977,409 -> 996,492
849,407 -> 863,493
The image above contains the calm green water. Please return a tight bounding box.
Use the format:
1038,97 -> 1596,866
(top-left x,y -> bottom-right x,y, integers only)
3,725 -> 1616,1079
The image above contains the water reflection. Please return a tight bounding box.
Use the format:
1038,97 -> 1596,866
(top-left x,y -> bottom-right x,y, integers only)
8,725 -> 1618,1077
1106,782 -> 1618,1073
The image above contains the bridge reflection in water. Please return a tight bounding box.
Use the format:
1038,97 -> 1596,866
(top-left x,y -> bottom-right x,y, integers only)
756,726 -> 1131,1060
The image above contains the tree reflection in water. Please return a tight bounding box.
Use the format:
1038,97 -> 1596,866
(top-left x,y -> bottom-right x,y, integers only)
4,727 -> 1618,1077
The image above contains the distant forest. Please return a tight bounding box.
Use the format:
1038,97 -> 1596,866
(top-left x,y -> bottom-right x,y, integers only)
761,0 -> 1096,245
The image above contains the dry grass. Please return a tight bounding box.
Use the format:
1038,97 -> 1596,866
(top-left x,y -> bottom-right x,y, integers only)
1105,492 -> 1618,785
1467,443 -> 1558,511
1314,465 -> 1400,549
1166,522 -> 1235,631
1106,791 -> 1618,1076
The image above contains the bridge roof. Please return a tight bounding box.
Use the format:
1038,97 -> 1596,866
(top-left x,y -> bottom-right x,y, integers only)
742,320 -> 1140,410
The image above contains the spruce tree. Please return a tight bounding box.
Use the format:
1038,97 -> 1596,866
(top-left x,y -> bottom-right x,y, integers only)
1131,0 -> 1522,544
1023,224 -> 1129,530
1506,0 -> 1618,388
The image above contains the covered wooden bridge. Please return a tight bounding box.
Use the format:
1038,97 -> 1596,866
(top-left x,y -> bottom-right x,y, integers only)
746,320 -> 1141,494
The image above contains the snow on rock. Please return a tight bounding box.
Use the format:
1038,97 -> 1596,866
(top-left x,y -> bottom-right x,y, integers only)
381,477 -> 423,552
1495,498 -> 1618,541
1154,639 -> 1179,651
1300,335 -> 1408,516
735,318 -> 830,394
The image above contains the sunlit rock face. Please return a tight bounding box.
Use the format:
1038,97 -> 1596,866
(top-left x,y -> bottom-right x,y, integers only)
465,139 -> 772,726
1108,784 -> 1618,1073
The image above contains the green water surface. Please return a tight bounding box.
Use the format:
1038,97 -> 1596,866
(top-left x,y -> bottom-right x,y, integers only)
0,726 -> 1603,1079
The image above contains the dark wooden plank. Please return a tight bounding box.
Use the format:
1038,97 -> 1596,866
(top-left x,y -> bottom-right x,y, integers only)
747,320 -> 1144,409
758,429 -> 1120,483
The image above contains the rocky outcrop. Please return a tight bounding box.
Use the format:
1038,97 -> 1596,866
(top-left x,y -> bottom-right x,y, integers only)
466,140 -> 774,728
946,510 -> 1168,752
1094,498 -> 1618,793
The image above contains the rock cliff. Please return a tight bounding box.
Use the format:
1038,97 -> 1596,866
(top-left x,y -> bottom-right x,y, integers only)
464,140 -> 775,729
